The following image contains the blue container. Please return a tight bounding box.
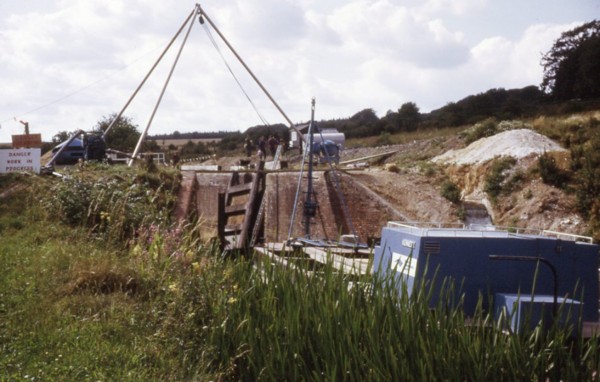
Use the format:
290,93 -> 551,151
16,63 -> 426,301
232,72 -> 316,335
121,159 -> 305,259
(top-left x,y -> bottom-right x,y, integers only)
373,223 -> 599,322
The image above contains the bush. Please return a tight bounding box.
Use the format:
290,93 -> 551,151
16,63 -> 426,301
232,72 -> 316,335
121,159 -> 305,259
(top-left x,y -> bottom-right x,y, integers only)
45,167 -> 179,242
441,181 -> 461,203
484,157 -> 516,201
463,118 -> 498,145
497,120 -> 532,131
538,152 -> 569,188
463,119 -> 530,146
504,169 -> 526,193
574,132 -> 600,220
376,132 -> 392,146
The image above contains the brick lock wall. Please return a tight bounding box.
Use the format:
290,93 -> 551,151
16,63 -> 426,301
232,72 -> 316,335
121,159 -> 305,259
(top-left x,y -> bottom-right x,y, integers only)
264,172 -> 344,242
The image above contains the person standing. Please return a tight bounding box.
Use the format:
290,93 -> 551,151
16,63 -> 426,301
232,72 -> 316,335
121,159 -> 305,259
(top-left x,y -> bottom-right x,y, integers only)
267,134 -> 280,158
257,136 -> 267,161
243,136 -> 253,157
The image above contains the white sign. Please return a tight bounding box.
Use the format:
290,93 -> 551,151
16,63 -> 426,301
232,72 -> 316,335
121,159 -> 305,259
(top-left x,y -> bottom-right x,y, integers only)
391,252 -> 418,277
0,149 -> 41,174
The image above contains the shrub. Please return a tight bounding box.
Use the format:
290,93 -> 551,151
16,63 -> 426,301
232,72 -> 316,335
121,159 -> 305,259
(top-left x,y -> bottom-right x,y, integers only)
376,132 -> 392,146
538,151 -> 569,188
497,120 -> 532,131
45,167 -> 179,242
504,169 -> 526,193
484,157 -> 516,201
385,163 -> 400,173
441,181 -> 461,203
462,119 -> 530,146
418,162 -> 437,177
463,118 -> 498,145
574,131 -> 600,220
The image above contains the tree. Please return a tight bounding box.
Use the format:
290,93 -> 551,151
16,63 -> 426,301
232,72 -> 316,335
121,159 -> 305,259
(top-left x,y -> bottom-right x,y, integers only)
541,20 -> 600,100
94,114 -> 141,152
350,108 -> 379,126
397,102 -> 421,131
52,131 -> 70,144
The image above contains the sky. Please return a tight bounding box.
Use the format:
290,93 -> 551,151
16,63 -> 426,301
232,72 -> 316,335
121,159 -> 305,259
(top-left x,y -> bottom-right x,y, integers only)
0,0 -> 598,143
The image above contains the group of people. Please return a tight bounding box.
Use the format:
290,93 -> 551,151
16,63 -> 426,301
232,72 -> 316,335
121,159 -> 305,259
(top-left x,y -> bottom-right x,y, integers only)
244,134 -> 281,160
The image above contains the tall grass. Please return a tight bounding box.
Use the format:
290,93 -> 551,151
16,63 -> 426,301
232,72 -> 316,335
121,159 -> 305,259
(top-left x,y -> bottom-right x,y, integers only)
168,255 -> 600,381
345,125 -> 466,149
2,168 -> 600,381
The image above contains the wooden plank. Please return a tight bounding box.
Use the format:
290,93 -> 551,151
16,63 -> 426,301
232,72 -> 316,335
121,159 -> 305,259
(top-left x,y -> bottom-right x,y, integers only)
227,182 -> 253,195
254,244 -> 372,276
217,192 -> 226,249
339,150 -> 399,165
225,203 -> 247,215
180,164 -> 221,171
303,247 -> 370,275
225,224 -> 243,233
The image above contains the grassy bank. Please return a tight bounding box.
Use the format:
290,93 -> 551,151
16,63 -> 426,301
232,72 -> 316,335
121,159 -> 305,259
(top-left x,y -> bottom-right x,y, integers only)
1,166 -> 600,381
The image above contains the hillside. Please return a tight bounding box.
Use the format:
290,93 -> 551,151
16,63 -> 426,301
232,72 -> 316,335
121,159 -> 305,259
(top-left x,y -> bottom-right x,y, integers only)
197,111 -> 598,241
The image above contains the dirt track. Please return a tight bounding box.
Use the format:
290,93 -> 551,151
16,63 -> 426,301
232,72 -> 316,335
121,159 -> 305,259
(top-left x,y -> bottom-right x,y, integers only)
345,170 -> 458,224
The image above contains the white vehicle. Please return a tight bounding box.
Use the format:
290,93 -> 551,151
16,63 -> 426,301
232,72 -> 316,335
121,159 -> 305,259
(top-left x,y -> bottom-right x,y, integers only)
289,123 -> 345,151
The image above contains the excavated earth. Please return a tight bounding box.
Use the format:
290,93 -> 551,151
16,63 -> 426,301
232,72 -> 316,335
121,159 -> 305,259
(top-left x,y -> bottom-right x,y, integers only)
184,128 -> 589,243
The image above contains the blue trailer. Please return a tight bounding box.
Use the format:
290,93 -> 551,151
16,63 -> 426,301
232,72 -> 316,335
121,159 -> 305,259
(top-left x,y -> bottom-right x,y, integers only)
373,222 -> 599,328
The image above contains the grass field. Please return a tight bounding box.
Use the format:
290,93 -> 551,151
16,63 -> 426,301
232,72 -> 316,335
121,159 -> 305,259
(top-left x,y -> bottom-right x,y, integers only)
1,162 -> 600,381
148,138 -> 222,150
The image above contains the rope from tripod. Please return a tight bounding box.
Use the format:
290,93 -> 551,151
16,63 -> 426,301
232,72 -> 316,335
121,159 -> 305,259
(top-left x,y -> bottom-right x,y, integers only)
200,20 -> 270,126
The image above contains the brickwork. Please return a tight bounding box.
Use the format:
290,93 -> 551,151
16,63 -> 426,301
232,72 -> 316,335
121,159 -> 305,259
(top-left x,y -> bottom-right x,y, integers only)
194,173 -> 230,232
264,172 -> 343,242
173,171 -> 197,224
262,171 -> 407,243
189,170 -> 404,244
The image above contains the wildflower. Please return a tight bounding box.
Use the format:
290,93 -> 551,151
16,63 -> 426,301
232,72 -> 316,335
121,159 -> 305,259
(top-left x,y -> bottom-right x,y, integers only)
131,244 -> 143,257
191,262 -> 201,273
100,211 -> 111,222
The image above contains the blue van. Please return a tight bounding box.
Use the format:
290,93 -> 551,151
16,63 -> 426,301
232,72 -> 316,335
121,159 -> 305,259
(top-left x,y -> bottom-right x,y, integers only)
51,138 -> 85,165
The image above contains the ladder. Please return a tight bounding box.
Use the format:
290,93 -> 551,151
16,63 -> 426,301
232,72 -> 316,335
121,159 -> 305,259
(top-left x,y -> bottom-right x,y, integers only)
249,144 -> 283,247
218,161 -> 265,250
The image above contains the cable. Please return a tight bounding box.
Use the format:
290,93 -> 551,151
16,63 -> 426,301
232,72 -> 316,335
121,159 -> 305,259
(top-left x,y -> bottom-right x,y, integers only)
201,20 -> 271,126
0,39 -> 181,127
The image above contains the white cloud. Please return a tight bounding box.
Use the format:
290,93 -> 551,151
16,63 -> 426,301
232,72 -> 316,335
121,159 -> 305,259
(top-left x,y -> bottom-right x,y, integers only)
325,1 -> 469,68
467,22 -> 580,91
420,0 -> 488,16
0,0 -> 595,142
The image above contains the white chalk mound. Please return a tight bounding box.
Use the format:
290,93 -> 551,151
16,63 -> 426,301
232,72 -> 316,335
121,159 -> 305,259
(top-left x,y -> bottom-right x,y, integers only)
432,129 -> 566,165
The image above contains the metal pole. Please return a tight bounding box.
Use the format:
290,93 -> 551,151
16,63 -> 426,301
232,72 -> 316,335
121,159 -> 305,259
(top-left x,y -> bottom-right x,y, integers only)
196,4 -> 303,140
129,6 -> 197,166
103,9 -> 196,139
303,98 -> 316,238
287,120 -> 310,243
